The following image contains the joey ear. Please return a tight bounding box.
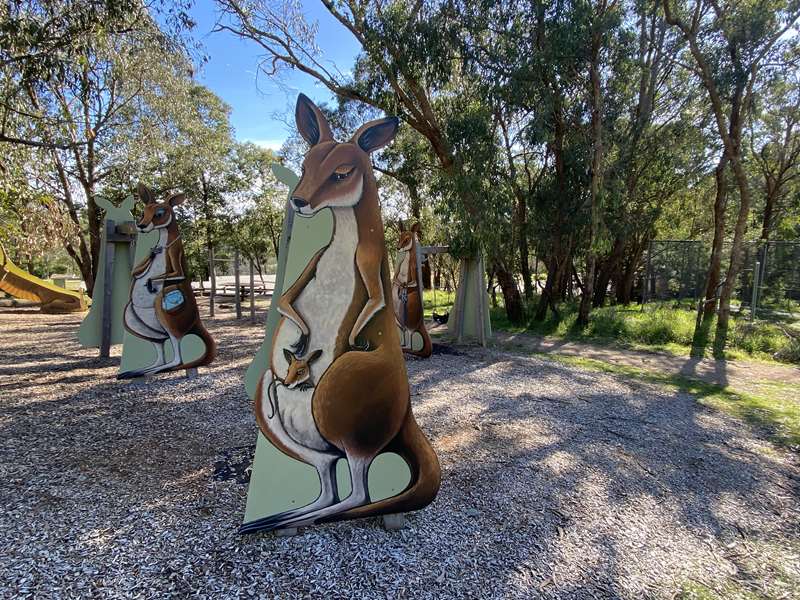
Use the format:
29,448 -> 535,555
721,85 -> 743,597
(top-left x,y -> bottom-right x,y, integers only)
137,183 -> 156,205
307,349 -> 323,364
168,193 -> 185,207
295,93 -> 333,146
352,116 -> 400,153
283,348 -> 295,363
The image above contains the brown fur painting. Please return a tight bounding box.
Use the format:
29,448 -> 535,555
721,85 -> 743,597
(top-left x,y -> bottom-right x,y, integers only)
118,184 -> 216,379
392,222 -> 433,358
240,94 -> 440,534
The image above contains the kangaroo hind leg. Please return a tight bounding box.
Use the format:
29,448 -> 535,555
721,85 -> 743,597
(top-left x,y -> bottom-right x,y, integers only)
239,455 -> 340,534
263,451 -> 373,531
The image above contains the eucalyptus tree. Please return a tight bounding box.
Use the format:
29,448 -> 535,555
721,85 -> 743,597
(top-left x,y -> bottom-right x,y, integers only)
750,66 -> 800,242
663,0 -> 800,353
215,0 -> 530,322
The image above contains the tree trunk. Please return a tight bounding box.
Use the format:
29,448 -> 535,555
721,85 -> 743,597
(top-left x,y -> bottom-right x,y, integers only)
578,25 -> 604,328
714,156 -> 752,355
760,177 -> 777,241
495,262 -> 524,323
702,154 -> 729,320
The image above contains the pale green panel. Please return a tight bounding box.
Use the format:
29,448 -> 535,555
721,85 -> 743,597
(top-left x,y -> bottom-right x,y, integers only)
120,335 -> 162,372
180,333 -> 205,364
78,230 -> 134,348
244,434 -> 323,522
411,331 -> 425,352
243,434 -> 411,523
368,453 -> 411,500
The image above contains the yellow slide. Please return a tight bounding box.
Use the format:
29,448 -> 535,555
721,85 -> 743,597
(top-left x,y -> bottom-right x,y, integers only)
0,242 -> 88,313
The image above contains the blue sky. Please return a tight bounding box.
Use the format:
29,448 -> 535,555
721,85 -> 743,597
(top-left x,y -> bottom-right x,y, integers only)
190,1 -> 361,150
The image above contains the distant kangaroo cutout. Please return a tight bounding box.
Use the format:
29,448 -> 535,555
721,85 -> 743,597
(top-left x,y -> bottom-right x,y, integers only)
392,221 -> 433,358
118,184 -> 216,379
240,94 -> 440,534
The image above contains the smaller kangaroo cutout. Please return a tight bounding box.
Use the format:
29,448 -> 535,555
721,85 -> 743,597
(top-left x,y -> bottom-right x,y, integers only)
118,184 -> 216,379
392,221 -> 432,358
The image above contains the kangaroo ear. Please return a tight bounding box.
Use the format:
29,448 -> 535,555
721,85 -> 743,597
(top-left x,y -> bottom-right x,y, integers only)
352,116 -> 400,153
168,193 -> 185,207
308,349 -> 323,364
283,348 -> 294,363
95,197 -> 112,212
398,220 -> 406,232
137,183 -> 156,205
411,222 -> 421,235
295,93 -> 333,146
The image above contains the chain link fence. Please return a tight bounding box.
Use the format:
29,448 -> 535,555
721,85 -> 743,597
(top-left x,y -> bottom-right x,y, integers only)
642,240 -> 800,319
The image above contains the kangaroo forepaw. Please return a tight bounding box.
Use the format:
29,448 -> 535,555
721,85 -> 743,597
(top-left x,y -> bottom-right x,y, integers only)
290,333 -> 308,356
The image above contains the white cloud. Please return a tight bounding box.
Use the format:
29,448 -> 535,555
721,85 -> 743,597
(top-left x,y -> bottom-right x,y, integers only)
243,138 -> 285,151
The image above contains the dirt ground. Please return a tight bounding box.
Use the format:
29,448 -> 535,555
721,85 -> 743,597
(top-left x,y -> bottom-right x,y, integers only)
1,308 -> 798,599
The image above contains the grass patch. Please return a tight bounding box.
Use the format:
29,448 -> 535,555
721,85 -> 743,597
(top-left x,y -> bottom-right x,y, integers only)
422,289 -> 456,319
520,350 -> 800,451
489,299 -> 800,364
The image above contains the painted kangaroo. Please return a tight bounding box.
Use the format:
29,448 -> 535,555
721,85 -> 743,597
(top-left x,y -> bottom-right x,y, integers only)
119,184 -> 216,379
392,222 -> 433,358
240,94 -> 440,534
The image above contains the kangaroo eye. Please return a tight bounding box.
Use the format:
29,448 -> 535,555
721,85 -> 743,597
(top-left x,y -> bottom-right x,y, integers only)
155,208 -> 166,218
331,166 -> 354,182
297,368 -> 306,375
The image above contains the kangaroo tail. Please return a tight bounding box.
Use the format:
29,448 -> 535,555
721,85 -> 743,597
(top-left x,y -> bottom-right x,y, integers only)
322,408 -> 441,523
179,320 -> 217,370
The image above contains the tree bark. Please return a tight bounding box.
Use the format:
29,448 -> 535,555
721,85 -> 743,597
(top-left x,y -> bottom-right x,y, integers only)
701,154 -> 729,320
495,262 -> 524,323
578,19 -> 605,328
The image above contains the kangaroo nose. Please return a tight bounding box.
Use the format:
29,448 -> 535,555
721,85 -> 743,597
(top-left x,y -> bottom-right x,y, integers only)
291,197 -> 308,209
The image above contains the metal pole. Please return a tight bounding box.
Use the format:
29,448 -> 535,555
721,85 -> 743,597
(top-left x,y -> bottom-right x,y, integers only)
249,259 -> 255,323
234,248 -> 242,319
100,220 -> 116,359
751,260 -> 760,321
209,245 -> 216,318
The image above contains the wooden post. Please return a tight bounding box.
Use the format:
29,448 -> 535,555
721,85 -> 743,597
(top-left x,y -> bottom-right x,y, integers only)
100,220 -> 117,359
234,248 -> 242,319
249,259 -> 256,323
209,245 -> 216,318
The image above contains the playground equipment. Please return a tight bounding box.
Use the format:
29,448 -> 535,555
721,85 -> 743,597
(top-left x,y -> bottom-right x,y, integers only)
0,242 -> 88,313
117,184 -> 216,379
78,197 -> 137,357
241,95 -> 440,535
392,221 -> 432,357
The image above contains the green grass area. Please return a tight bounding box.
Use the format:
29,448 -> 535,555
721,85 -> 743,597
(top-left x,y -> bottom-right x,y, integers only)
489,300 -> 800,364
522,351 -> 800,451
422,289 -> 456,319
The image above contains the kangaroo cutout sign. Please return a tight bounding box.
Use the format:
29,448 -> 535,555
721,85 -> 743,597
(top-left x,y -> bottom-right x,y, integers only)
240,95 -> 440,534
392,222 -> 433,358
117,185 -> 216,379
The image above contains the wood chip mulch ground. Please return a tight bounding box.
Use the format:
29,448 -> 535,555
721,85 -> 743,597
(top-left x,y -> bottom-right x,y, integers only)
1,309 -> 798,599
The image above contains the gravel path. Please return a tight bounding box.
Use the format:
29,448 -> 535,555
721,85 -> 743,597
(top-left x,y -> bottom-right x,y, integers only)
1,309 -> 798,599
